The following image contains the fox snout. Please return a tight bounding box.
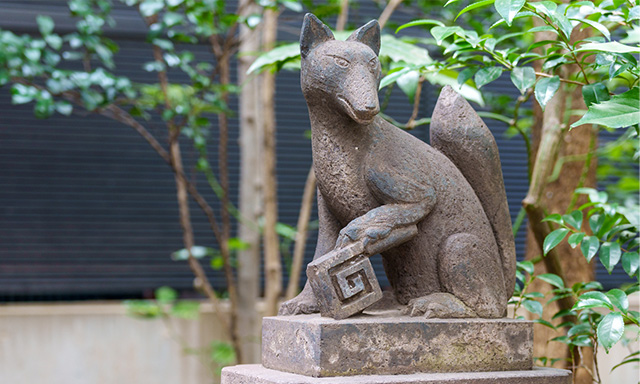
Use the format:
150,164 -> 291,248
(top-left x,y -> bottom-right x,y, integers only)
336,73 -> 380,124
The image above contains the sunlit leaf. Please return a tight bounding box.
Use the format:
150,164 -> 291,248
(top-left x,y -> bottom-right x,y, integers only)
395,19 -> 444,33
572,87 -> 640,129
543,228 -> 569,255
455,0 -> 495,21
534,76 -> 560,111
582,82 -> 610,107
537,273 -> 564,289
597,312 -> 624,352
568,232 -> 585,249
580,236 -> 599,262
562,210 -> 583,230
474,66 -> 502,88
510,66 -> 535,95
600,242 -> 622,274
606,288 -> 628,313
494,0 -> 526,26
622,252 -> 639,277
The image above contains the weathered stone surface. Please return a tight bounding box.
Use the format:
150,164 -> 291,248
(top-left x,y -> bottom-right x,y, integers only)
279,14 -> 517,320
222,365 -> 572,384
262,314 -> 533,377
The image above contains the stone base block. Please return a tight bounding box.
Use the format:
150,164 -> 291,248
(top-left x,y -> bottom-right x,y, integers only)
222,365 -> 572,384
262,314 -> 533,377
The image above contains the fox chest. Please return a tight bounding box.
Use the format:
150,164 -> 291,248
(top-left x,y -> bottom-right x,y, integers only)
313,138 -> 379,226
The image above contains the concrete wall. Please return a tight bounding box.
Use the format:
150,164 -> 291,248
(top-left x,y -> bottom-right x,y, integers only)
0,301 -> 637,384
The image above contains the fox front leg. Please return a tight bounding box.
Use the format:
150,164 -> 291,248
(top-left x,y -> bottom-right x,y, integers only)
334,194 -> 435,255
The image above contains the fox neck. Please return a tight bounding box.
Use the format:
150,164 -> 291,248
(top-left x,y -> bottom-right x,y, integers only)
308,103 -> 376,150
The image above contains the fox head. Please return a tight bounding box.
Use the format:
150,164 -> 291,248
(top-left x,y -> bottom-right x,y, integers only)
300,14 -> 382,124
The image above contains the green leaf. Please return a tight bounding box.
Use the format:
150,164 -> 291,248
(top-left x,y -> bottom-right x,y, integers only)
155,286 -> 177,304
597,312 -> 624,352
171,301 -> 200,319
139,0 -> 164,17
543,228 -> 569,255
275,222 -> 297,241
510,66 -> 535,95
622,251 -> 639,277
574,291 -> 614,310
589,214 -> 604,234
171,246 -> 215,261
457,67 -> 477,88
494,0 -> 526,26
606,288 -> 629,313
568,233 -> 585,249
562,211 -> 583,230
152,38 -> 174,51
537,273 -> 564,289
542,213 -> 563,224
578,42 -> 640,54
380,67 -> 412,89
571,87 -> 640,129
397,70 -> 420,103
37,15 -> 54,36
455,0 -> 495,21
474,67 -> 502,89
523,300 -> 543,316
550,13 -> 574,39
567,323 -> 592,338
430,26 -> 464,45
529,1 -> 557,16
395,19 -> 444,34
248,43 -> 299,74
55,101 -> 73,116
124,300 -> 161,318
518,260 -> 534,275
163,12 -> 183,27
533,319 -> 556,330
570,18 -> 610,40
424,69 -> 484,106
11,83 -> 38,105
580,236 -> 599,262
600,242 -> 622,274
535,76 -> 560,111
380,35 -> 432,66
210,342 -> 236,365
582,82 -> 610,107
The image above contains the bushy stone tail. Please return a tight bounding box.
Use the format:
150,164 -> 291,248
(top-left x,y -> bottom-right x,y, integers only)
429,85 -> 517,306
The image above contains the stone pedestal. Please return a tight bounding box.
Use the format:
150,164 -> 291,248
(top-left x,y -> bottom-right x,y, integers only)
222,314 -> 572,383
222,365 -> 572,383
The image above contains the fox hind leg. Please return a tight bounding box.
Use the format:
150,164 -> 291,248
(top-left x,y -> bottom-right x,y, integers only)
405,233 -> 506,318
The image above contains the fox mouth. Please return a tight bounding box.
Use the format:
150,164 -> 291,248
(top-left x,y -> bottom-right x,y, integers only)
337,94 -> 378,124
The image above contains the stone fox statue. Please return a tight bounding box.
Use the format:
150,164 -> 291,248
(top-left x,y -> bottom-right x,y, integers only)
279,14 -> 516,318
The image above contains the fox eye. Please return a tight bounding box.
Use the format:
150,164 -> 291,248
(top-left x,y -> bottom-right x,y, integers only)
368,57 -> 378,70
333,56 -> 350,68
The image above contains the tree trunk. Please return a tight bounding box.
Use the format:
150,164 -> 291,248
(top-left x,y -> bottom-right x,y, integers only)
236,0 -> 265,364
262,8 -> 282,317
525,25 -> 597,383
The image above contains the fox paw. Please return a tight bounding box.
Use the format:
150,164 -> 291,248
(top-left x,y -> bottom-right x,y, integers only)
335,220 -> 392,250
278,291 -> 319,316
403,293 -> 477,318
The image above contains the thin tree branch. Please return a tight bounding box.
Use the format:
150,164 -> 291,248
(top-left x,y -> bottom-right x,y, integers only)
378,0 -> 404,29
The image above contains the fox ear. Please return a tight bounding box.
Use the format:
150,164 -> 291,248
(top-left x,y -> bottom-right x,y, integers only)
300,13 -> 335,59
347,20 -> 380,56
